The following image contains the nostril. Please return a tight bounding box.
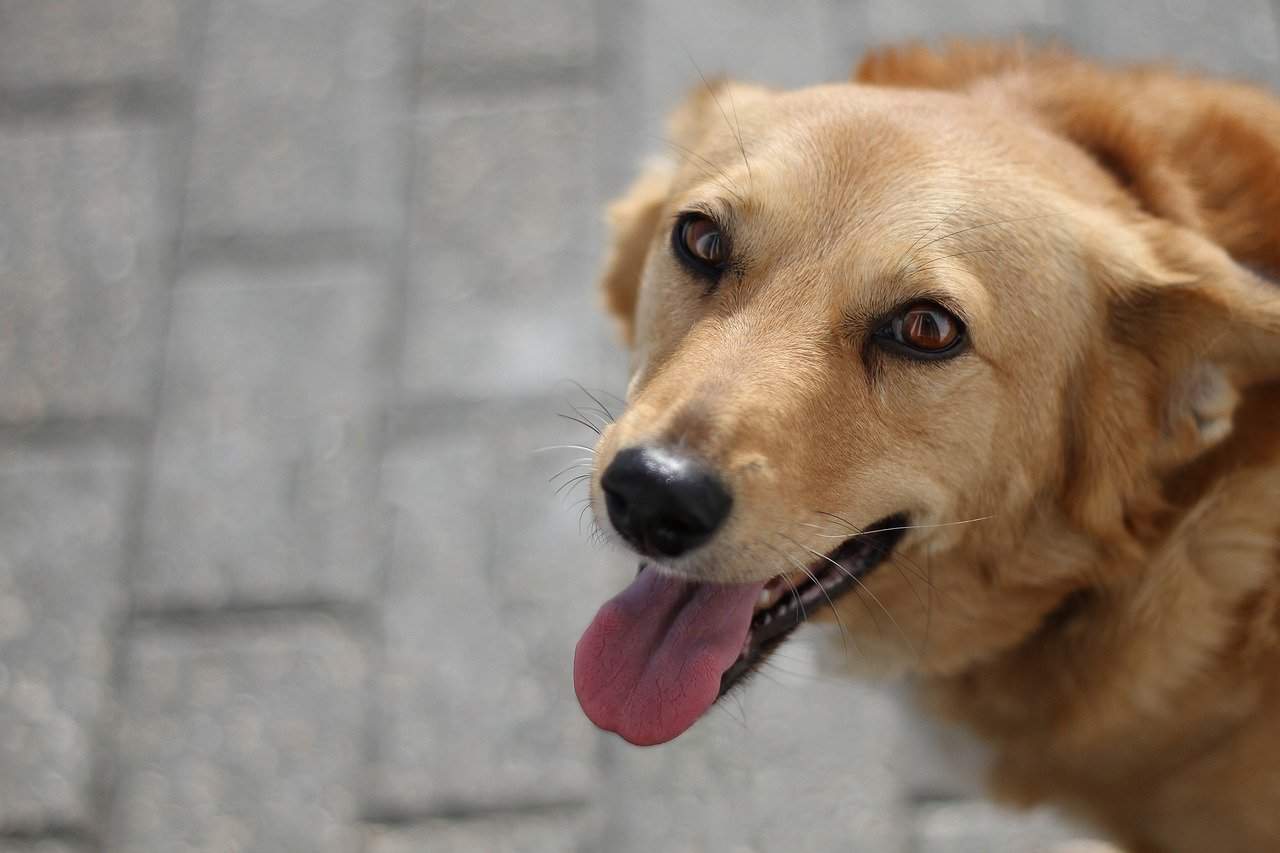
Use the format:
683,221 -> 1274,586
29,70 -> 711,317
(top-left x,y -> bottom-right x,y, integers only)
601,479 -> 628,518
600,461 -> 630,508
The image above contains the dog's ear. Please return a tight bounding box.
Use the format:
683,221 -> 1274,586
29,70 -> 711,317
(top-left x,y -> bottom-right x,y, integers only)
599,159 -> 673,346
598,84 -> 721,347
599,81 -> 774,345
1019,55 -> 1280,479
855,38 -> 1062,89
1110,226 -> 1280,460
1068,222 -> 1280,534
857,40 -> 1280,275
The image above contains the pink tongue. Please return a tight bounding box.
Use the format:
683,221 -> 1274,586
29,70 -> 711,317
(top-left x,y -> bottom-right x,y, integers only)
574,569 -> 765,746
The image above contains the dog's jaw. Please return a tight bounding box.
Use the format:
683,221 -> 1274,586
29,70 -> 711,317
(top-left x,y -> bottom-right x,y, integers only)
718,515 -> 909,696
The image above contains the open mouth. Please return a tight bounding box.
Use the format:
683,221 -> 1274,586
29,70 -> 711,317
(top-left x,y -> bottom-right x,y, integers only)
573,513 -> 908,746
718,513 -> 908,697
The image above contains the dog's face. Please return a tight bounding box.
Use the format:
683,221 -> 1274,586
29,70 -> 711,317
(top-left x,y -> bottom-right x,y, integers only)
603,84 -> 1096,580
573,77 -> 1280,746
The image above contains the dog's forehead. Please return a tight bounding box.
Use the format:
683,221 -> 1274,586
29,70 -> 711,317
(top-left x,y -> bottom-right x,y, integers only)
682,86 -> 1029,236
662,83 -> 1095,339
716,87 -> 996,170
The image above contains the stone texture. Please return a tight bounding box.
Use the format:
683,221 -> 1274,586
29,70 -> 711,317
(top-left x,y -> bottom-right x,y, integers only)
638,0 -> 837,125
865,0 -> 1062,43
367,810 -> 600,853
2,1 -> 1279,850
106,618 -> 366,853
371,400 -> 626,813
184,0 -> 407,239
0,124 -> 169,424
1061,0 -> 1280,84
600,638 -> 911,853
138,263 -> 387,608
889,684 -> 991,801
402,94 -> 622,401
0,445 -> 130,829
0,0 -> 184,90
420,0 -> 597,90
911,799 -> 1087,853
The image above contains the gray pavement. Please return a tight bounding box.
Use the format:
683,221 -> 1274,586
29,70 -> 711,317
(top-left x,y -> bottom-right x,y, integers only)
1,1 -> 1277,850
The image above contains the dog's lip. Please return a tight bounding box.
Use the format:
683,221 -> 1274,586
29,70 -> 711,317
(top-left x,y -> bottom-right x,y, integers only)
717,514 -> 909,697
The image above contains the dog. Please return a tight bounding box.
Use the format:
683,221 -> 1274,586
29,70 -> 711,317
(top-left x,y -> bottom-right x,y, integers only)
571,41 -> 1280,852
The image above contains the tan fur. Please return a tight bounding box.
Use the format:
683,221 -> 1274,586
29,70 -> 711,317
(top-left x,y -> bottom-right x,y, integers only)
589,42 -> 1280,851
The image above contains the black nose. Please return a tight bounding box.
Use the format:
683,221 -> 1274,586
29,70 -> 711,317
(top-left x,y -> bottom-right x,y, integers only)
600,447 -> 733,558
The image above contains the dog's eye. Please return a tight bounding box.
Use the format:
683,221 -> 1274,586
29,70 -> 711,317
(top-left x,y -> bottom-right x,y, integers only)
877,301 -> 966,359
673,213 -> 729,277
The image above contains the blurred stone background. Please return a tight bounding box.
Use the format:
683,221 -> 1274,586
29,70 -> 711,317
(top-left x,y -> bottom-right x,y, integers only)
0,0 -> 1277,850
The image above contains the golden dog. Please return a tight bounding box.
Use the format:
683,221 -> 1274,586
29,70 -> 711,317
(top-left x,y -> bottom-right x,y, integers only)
572,42 -> 1280,852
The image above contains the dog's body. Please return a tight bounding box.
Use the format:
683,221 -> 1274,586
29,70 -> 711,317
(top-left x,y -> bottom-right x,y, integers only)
573,43 -> 1280,851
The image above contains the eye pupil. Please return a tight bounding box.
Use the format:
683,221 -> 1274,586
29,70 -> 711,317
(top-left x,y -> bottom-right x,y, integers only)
885,301 -> 963,356
694,231 -> 721,262
904,309 -> 947,348
675,213 -> 729,275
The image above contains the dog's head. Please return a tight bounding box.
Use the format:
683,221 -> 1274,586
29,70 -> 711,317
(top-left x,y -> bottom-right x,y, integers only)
573,44 -> 1280,746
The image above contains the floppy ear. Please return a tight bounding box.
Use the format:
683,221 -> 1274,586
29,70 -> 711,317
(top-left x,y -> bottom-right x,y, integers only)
1065,221 -> 1280,536
1009,52 -> 1280,475
856,40 -> 1280,274
598,83 -> 723,347
599,159 -> 673,346
855,38 -> 1063,89
1109,226 -> 1280,463
598,81 -> 775,346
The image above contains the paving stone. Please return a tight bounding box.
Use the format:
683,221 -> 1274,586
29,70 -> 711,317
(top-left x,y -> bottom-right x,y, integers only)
602,0 -> 853,239
185,0 -> 407,239
1061,0 -> 1280,84
402,94 -> 623,401
638,0 -> 836,125
371,400 -> 627,813
0,0 -> 184,91
366,809 -> 601,853
420,0 -> 597,90
599,636 -> 912,853
137,263 -> 387,608
863,0 -> 1062,43
0,445 -> 130,829
107,618 -> 366,853
10,1 -> 1275,849
0,124 -> 170,425
887,684 -> 991,801
911,799 -> 1087,853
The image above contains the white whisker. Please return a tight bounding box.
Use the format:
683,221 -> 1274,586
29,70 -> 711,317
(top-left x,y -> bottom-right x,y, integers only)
785,534 -> 921,663
533,444 -> 597,454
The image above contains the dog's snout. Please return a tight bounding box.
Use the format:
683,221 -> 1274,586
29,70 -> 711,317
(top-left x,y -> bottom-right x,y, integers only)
601,447 -> 732,558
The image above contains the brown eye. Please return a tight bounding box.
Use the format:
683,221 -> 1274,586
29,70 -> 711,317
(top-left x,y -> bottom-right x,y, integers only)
878,301 -> 966,358
673,213 -> 729,277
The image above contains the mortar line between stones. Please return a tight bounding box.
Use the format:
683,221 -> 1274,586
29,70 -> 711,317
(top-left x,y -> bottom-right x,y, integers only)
130,597 -> 378,631
350,0 -> 429,844
583,0 -> 638,846
0,78 -> 187,124
0,418 -> 149,452
0,822 -> 97,845
89,1 -> 215,850
361,796 -> 593,827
